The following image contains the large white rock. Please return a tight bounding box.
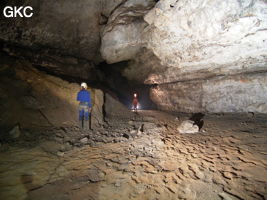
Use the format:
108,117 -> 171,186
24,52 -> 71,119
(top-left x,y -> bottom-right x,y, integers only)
100,0 -> 267,113
143,0 -> 267,84
177,120 -> 199,134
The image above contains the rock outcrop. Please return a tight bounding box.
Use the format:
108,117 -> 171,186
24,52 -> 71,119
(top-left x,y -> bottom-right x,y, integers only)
100,0 -> 267,113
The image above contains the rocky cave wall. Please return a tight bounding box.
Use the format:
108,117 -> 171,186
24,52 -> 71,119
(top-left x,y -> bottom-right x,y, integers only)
101,0 -> 267,113
1,0 -> 267,113
0,53 -> 105,132
0,0 -> 126,79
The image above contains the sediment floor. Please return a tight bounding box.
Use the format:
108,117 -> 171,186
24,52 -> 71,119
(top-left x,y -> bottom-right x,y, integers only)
0,111 -> 266,200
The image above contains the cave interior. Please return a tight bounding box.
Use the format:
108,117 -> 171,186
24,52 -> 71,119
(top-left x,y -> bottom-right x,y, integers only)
0,0 -> 267,200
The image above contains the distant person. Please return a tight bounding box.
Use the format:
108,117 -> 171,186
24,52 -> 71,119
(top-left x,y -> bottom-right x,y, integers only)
132,93 -> 138,112
77,82 -> 92,130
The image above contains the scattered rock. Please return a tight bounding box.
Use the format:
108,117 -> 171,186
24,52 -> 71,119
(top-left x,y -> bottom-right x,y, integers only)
9,125 -> 21,139
177,120 -> 199,134
128,120 -> 134,125
247,112 -> 255,118
40,141 -> 63,154
123,133 -> 130,139
80,137 -> 89,144
57,151 -> 64,157
87,169 -> 105,182
114,181 -> 121,187
130,129 -> 136,134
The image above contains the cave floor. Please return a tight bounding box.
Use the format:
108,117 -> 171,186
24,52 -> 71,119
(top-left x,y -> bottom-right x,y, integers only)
0,111 -> 266,200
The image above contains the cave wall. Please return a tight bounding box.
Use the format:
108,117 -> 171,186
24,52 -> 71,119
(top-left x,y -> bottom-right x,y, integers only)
101,0 -> 267,113
0,0 -> 124,61
1,0 -> 267,113
151,73 -> 267,113
0,0 -> 125,79
0,53 -> 104,131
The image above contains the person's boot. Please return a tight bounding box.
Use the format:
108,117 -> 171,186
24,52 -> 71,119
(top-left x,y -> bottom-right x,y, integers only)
84,120 -> 89,131
79,120 -> 83,129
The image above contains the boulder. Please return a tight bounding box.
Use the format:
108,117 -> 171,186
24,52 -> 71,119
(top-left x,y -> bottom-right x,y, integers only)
9,125 -> 21,139
177,120 -> 199,134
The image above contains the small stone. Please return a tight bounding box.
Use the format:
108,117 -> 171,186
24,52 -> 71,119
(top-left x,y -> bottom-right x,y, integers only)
24,131 -> 31,137
64,146 -> 73,152
9,125 -> 21,139
57,151 -> 64,157
114,181 -> 121,187
87,169 -> 105,182
191,154 -> 198,158
247,112 -> 255,118
123,133 -> 130,139
56,133 -> 64,138
80,137 -> 88,144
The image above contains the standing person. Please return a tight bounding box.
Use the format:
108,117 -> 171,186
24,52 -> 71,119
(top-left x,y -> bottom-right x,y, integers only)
132,93 -> 138,112
77,82 -> 92,130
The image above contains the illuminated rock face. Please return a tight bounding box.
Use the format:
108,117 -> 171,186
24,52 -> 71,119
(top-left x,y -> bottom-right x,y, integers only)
101,0 -> 267,113
151,74 -> 267,113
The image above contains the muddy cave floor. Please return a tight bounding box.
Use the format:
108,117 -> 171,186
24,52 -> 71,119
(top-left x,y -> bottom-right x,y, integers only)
0,110 -> 267,200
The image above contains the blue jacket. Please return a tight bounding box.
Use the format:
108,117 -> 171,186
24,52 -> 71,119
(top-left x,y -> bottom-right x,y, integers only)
77,90 -> 92,107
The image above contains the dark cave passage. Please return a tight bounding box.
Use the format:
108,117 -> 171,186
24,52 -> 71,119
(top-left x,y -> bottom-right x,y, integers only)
33,60 -> 157,110
97,61 -> 157,110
